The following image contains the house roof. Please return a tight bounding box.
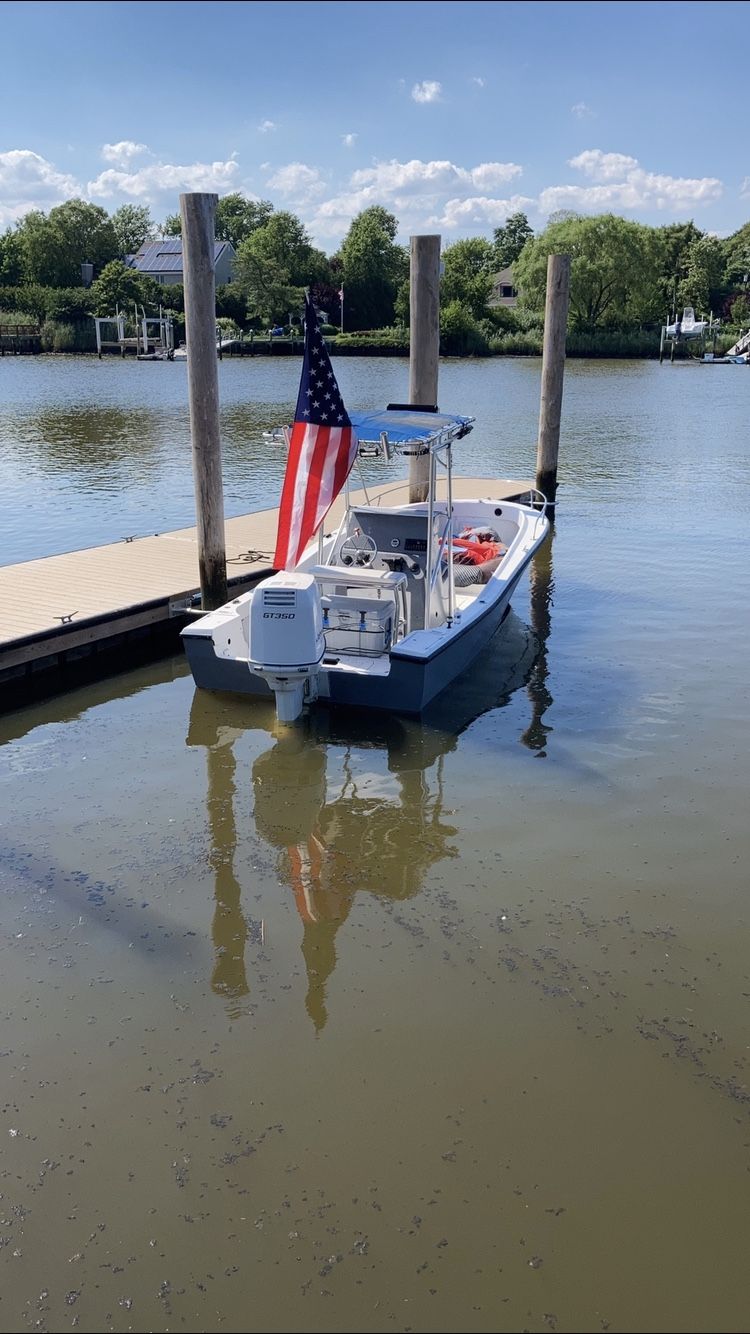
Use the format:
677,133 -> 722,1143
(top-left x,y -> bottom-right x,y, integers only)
126,238 -> 233,274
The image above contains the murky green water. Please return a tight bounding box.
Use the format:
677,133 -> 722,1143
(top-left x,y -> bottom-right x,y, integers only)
2,357 -> 750,1332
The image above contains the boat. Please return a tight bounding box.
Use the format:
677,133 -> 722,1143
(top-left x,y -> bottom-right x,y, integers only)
664,306 -> 710,340
701,352 -> 748,365
182,406 -> 550,722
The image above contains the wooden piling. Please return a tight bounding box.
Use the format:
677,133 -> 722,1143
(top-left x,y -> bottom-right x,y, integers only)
535,253 -> 571,506
408,234 -> 441,503
180,192 -> 228,610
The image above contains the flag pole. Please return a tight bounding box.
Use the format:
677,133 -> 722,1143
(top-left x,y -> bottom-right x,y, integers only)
340,284 -> 344,335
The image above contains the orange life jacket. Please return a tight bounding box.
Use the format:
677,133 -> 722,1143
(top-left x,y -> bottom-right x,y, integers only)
451,537 -> 504,566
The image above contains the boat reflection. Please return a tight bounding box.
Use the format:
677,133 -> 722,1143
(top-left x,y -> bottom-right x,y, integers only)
251,717 -> 461,1031
187,595 -> 552,1028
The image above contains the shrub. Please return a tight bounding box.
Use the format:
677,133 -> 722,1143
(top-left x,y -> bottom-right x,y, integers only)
0,284 -> 97,323
40,318 -> 96,352
0,285 -> 51,321
728,294 -> 750,326
40,319 -> 56,351
45,288 -> 93,322
565,329 -> 661,358
0,308 -> 36,326
489,330 -> 543,356
158,282 -> 184,314
335,327 -> 409,351
485,305 -> 544,333
52,322 -> 78,352
215,284 -> 246,325
440,301 -> 489,356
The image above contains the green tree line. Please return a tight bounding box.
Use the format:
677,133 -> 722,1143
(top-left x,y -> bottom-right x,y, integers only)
1,193 -> 749,355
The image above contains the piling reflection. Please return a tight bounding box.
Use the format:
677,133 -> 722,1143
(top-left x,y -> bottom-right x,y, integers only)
204,722 -> 251,1008
187,604 -> 554,1029
522,529 -> 555,756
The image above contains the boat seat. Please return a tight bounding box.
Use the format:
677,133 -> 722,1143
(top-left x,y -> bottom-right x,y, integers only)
342,507 -> 448,631
308,563 -> 406,592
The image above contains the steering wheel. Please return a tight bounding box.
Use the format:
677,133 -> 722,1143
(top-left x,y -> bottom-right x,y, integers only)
339,532 -> 378,567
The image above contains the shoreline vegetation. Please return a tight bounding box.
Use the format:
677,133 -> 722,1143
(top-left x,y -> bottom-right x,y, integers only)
0,321 -> 739,361
1,196 -> 749,360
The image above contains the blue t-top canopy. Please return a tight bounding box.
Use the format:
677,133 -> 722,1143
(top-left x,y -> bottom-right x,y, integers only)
348,408 -> 473,445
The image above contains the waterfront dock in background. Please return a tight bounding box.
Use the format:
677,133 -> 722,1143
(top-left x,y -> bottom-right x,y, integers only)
0,475 -> 533,708
0,322 -> 42,355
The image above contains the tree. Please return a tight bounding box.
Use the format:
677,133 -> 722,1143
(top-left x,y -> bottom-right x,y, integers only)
678,234 -> 725,313
441,237 -> 494,319
17,199 -> 118,285
112,204 -> 154,257
90,260 -> 163,316
338,206 -> 406,329
242,210 -> 329,286
216,194 -> 274,248
440,299 -> 489,356
233,209 -> 329,324
722,221 -> 750,301
394,276 -> 409,327
654,220 -> 704,316
15,210 -> 68,286
514,213 -> 664,331
233,245 -> 301,326
160,195 -> 275,249
492,212 -> 533,270
0,228 -> 23,286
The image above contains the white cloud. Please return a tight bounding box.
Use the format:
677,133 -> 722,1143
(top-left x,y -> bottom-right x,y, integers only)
258,120 -> 276,133
411,80 -> 442,104
101,141 -> 150,168
571,101 -> 595,119
306,157 -> 524,242
265,162 -> 325,200
350,158 -> 522,196
342,133 -> 357,148
540,150 -> 723,214
469,162 -> 524,191
569,149 -> 638,181
434,194 -> 535,229
88,156 -> 239,201
471,76 -> 485,88
740,177 -> 750,198
0,148 -> 80,225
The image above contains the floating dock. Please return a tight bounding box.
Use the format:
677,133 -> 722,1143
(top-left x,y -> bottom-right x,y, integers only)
0,477 -> 533,710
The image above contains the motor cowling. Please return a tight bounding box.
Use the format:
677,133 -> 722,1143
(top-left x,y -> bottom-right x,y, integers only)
247,572 -> 324,722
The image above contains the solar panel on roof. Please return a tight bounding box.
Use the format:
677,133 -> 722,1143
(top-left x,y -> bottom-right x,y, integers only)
128,239 -> 229,272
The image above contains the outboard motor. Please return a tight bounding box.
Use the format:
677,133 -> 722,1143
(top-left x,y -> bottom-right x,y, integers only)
247,572 -> 324,723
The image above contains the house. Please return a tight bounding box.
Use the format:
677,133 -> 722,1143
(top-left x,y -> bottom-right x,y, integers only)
489,266 -> 518,309
125,238 -> 236,287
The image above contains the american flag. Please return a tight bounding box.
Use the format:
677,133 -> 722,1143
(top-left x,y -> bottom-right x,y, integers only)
273,293 -> 358,570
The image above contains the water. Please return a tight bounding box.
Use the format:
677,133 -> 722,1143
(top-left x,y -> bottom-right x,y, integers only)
1,356 -> 749,1332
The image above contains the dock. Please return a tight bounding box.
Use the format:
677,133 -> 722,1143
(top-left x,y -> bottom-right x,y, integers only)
0,322 -> 42,355
0,476 -> 533,710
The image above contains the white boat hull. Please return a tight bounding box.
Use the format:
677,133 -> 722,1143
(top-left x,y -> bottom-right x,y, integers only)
182,496 -> 548,717
184,575 -> 521,713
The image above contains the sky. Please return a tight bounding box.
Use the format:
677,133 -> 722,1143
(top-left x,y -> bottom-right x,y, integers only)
1,0 -> 747,250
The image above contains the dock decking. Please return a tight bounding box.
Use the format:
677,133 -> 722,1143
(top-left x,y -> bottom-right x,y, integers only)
1,476 -> 533,706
